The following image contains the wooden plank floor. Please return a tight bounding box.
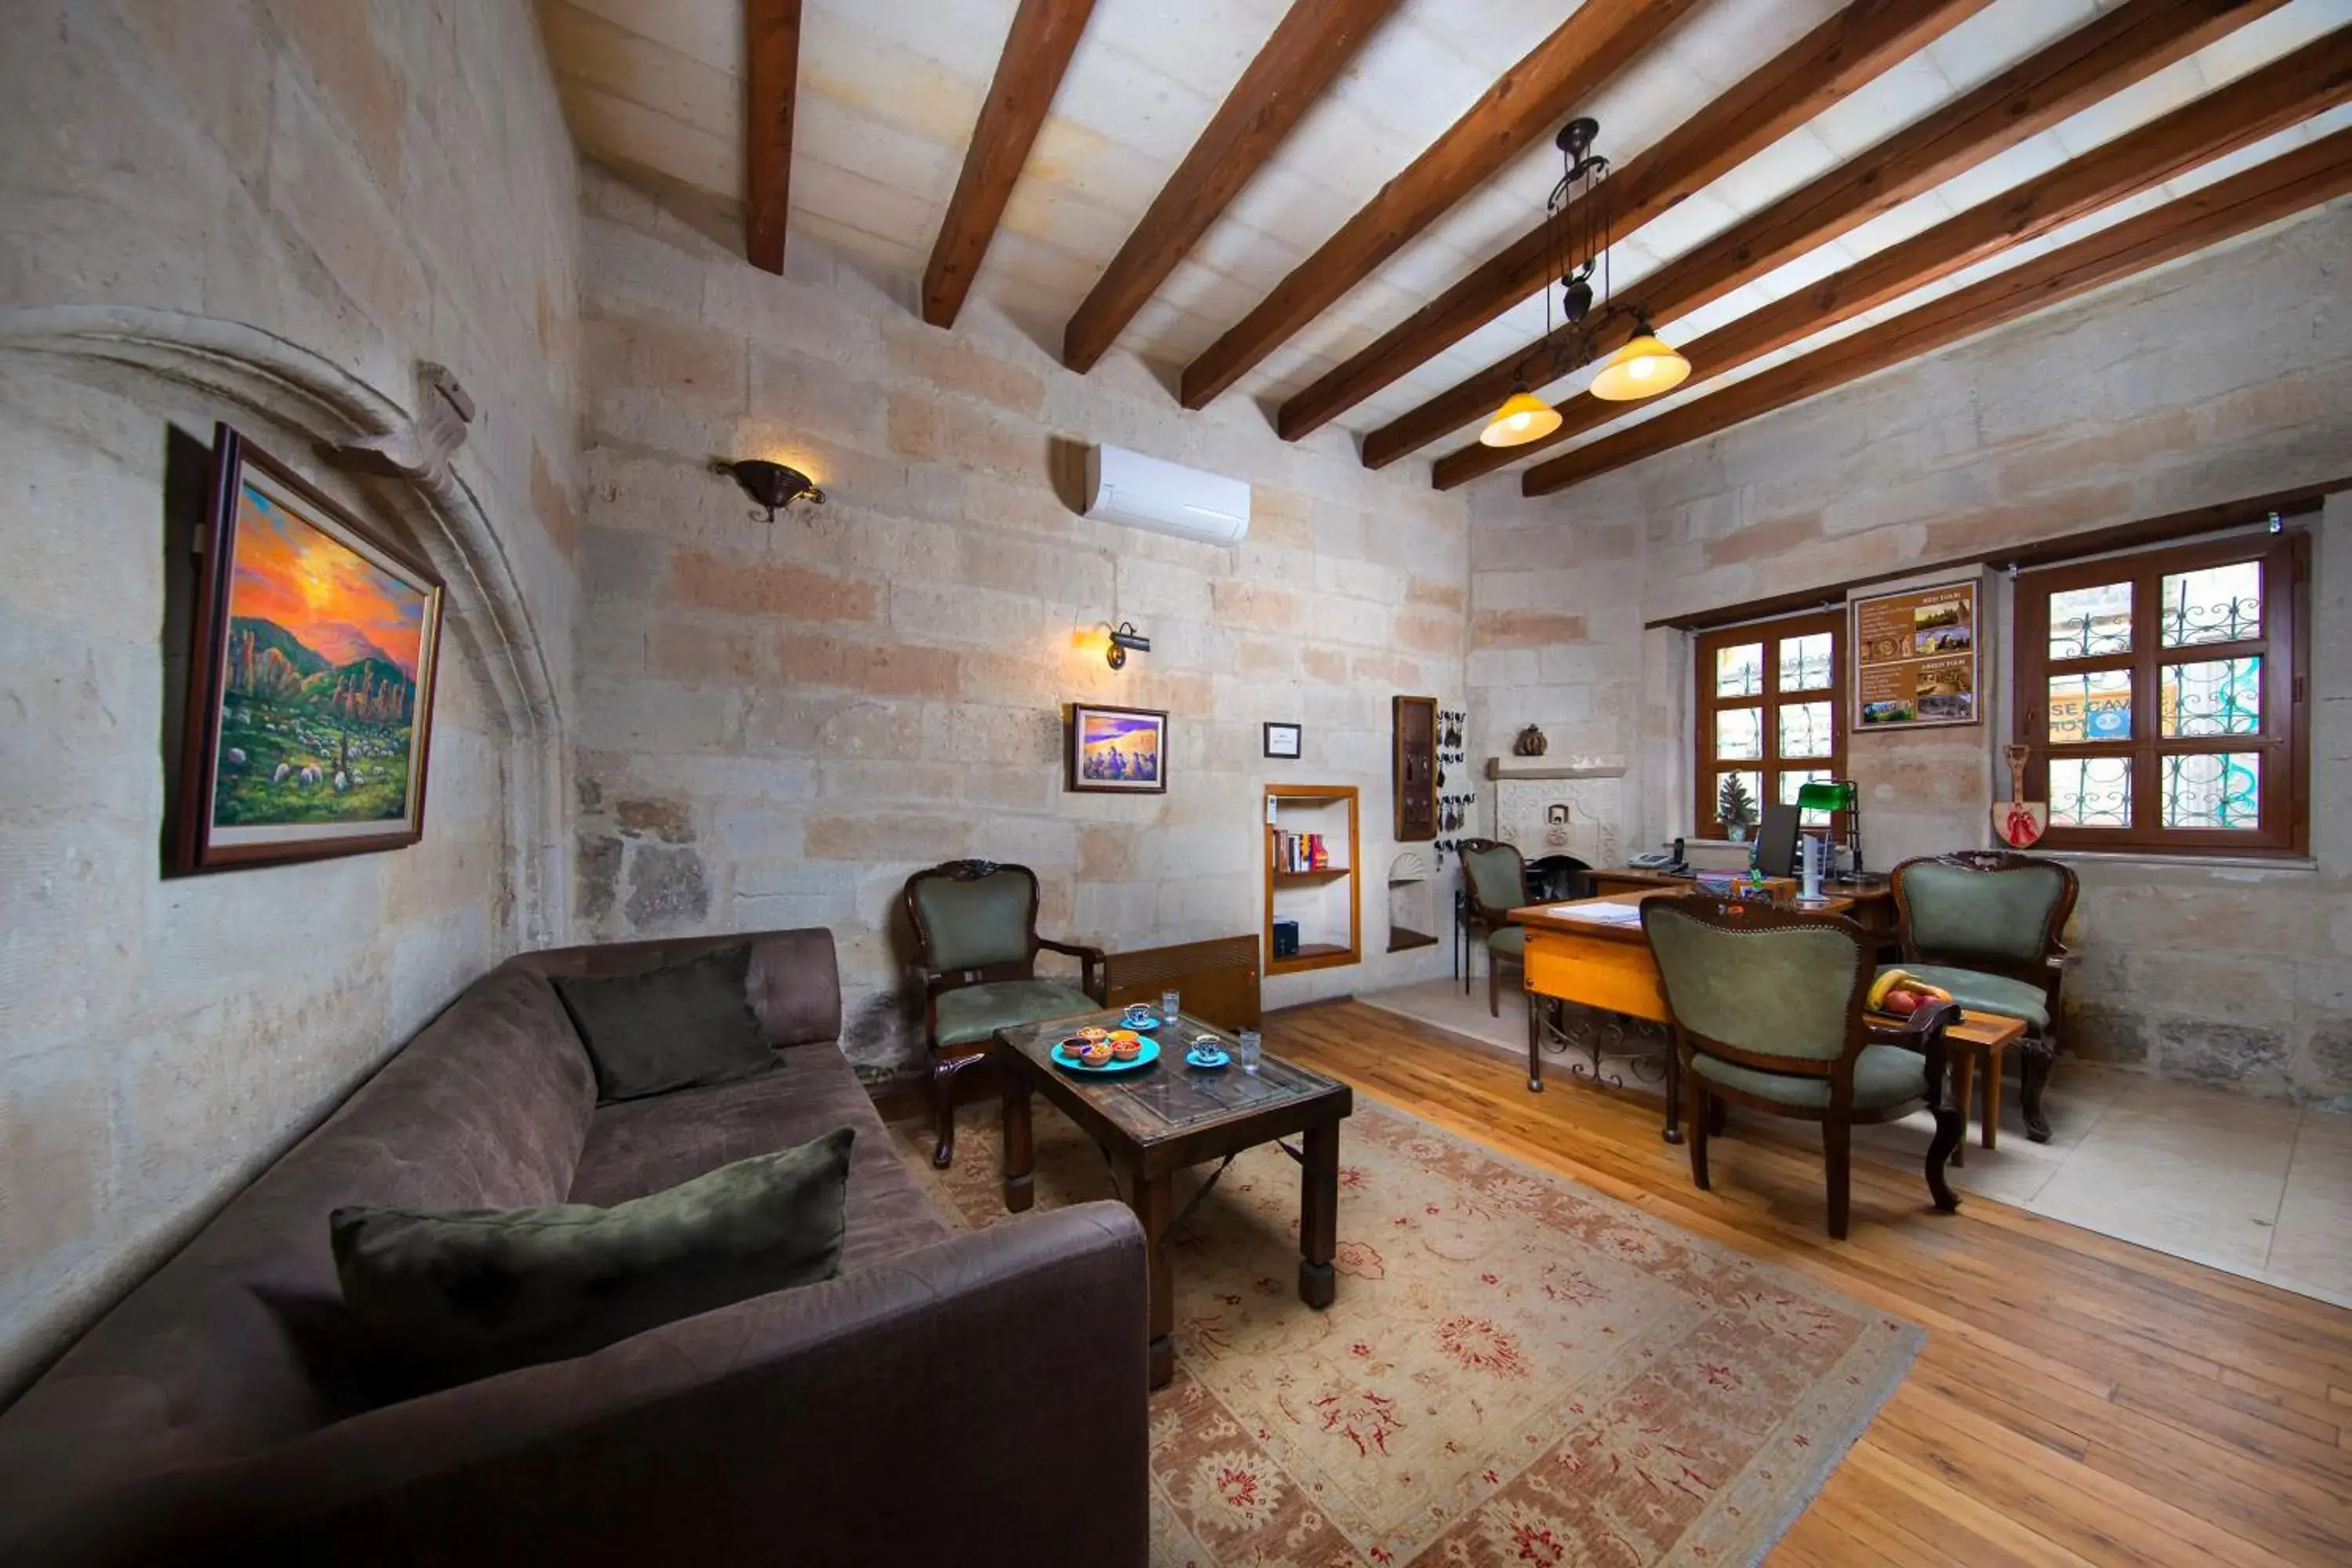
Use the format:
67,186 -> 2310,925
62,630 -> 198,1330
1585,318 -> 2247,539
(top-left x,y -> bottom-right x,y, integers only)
1263,1000 -> 2352,1567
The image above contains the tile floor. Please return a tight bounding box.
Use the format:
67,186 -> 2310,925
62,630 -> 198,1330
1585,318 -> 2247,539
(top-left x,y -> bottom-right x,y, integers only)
1356,975 -> 2352,1308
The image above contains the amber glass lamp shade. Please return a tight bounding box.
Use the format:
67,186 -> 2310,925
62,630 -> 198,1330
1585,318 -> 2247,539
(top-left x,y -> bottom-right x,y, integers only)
1588,331 -> 1690,401
1479,389 -> 1563,448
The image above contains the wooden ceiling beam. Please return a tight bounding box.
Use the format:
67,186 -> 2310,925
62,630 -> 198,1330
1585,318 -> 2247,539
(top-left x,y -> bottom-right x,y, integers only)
1175,0 -> 1701,412
744,0 -> 802,274
921,0 -> 1098,329
1062,0 -> 1400,374
1276,0 -> 1994,443
1519,125 -> 2352,496
1363,0 -> 2289,470
1435,25 -> 2352,488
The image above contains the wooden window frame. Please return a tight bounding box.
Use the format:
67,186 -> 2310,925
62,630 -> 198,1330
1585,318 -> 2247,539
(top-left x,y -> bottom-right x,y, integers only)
2012,531 -> 2309,857
1692,608 -> 1847,841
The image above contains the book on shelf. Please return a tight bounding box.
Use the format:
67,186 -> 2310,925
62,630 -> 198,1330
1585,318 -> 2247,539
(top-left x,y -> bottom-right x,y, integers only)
1270,829 -> 1338,874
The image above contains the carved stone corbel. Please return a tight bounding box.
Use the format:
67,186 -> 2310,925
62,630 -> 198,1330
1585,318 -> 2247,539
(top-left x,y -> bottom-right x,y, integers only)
326,361 -> 477,484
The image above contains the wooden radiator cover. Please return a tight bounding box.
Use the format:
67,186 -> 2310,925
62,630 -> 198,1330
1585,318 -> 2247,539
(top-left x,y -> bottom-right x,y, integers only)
1102,935 -> 1261,1031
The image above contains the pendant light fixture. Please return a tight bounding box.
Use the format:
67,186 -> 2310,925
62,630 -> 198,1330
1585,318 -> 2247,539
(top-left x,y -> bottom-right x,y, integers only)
1479,388 -> 1563,448
1588,318 -> 1690,401
1478,115 -> 1690,448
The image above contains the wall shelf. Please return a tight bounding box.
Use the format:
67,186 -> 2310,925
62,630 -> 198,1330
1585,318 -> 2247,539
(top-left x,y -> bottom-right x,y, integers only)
1263,784 -> 1360,978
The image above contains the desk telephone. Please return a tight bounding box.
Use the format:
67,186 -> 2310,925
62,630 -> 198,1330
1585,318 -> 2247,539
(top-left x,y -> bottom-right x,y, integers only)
1628,838 -> 1690,875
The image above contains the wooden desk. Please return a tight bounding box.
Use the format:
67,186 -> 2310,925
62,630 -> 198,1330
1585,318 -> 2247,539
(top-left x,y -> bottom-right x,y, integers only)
1584,867 -> 1896,938
1512,891 -> 2002,1148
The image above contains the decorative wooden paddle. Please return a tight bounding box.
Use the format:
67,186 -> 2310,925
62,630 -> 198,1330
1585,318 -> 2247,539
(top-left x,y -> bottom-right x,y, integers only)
1994,743 -> 2046,848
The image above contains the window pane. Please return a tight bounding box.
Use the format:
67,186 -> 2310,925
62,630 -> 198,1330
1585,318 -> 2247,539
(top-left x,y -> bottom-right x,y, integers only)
2160,656 -> 2261,738
1780,768 -> 1833,826
2162,752 -> 2260,829
1715,706 -> 1762,760
2049,757 -> 2131,828
2160,561 -> 2261,648
1778,700 -> 1834,760
1713,771 -> 1762,833
2049,581 -> 2132,659
1715,643 -> 1764,697
2048,670 -> 2132,743
1779,633 -> 1833,692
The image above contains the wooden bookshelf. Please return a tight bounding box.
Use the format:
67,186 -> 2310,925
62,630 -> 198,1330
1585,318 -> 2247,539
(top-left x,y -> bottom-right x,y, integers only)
1264,784 -> 1360,977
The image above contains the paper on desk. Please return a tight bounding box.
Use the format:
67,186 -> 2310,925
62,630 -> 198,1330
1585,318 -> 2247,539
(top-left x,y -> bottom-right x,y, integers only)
1552,902 -> 1645,926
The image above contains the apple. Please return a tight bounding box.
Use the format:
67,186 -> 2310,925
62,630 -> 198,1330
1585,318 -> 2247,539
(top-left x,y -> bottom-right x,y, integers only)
1882,989 -> 1923,1016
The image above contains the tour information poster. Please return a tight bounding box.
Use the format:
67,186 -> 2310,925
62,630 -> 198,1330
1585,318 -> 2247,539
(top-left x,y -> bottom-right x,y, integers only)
1853,580 -> 1978,729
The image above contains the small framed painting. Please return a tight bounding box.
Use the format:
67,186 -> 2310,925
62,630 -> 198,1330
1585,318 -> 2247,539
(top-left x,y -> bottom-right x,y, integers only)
1067,703 -> 1168,793
173,424 -> 445,871
1263,721 -> 1302,760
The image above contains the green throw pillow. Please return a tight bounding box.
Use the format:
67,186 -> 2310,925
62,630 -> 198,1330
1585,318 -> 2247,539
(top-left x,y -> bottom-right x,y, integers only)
550,945 -> 775,1103
331,1127 -> 854,1381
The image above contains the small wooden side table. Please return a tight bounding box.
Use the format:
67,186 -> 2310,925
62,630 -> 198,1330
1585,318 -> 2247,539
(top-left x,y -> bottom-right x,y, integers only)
1875,1008 -> 2026,1166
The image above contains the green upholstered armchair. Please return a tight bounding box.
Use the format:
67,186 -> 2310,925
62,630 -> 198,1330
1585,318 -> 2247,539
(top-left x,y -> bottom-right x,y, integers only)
905,860 -> 1105,1169
1887,851 -> 2077,1144
1457,838 -> 1529,1018
1642,895 -> 1965,1240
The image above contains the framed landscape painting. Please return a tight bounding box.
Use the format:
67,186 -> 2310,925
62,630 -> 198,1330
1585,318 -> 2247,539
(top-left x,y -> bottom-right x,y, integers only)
1066,703 -> 1168,794
174,425 -> 445,871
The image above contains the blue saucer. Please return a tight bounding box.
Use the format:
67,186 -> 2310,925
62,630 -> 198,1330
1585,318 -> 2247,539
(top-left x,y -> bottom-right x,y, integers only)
1184,1045 -> 1231,1070
1116,1016 -> 1163,1032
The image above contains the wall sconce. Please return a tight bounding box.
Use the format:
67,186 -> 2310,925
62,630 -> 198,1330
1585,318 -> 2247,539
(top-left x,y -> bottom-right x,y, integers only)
1105,621 -> 1150,670
717,458 -> 825,522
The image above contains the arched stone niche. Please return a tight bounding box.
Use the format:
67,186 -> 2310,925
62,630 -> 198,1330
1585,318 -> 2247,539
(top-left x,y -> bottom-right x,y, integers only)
0,306 -> 568,942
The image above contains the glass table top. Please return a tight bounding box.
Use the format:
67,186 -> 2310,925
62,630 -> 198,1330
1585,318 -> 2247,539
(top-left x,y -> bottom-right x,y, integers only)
994,1011 -> 1344,1142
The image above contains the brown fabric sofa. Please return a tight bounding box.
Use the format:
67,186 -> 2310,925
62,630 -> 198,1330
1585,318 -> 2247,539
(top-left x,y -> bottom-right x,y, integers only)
0,929 -> 1148,1566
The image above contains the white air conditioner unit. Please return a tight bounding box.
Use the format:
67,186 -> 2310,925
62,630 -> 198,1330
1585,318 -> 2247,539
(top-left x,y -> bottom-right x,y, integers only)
1082,445 -> 1250,546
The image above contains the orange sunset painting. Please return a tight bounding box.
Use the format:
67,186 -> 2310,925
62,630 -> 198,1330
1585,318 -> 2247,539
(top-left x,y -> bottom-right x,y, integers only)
201,452 -> 441,851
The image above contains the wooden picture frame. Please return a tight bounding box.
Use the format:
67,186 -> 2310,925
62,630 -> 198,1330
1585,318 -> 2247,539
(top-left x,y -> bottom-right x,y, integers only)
173,424 -> 445,872
1263,720 -> 1302,760
1066,703 -> 1169,793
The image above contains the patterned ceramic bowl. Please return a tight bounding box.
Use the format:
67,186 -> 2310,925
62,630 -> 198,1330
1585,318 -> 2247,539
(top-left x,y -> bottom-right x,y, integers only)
1076,1040 -> 1115,1067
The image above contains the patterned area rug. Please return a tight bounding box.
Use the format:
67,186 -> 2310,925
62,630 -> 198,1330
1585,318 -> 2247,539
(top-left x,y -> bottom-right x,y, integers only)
899,1094 -> 1920,1567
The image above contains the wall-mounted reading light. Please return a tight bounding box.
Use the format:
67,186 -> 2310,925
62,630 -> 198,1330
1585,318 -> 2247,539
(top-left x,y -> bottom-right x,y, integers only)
1105,621 -> 1150,670
717,458 -> 825,523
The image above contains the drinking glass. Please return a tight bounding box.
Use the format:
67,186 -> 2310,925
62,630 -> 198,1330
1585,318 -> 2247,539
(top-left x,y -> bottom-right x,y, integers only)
1161,989 -> 1181,1026
1235,1029 -> 1261,1075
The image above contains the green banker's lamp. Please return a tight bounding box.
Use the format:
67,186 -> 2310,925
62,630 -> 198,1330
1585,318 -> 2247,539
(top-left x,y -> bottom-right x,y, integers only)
1795,779 -> 1864,878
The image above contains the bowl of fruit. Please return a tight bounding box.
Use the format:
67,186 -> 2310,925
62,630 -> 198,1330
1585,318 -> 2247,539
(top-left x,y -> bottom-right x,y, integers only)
1867,969 -> 1955,1018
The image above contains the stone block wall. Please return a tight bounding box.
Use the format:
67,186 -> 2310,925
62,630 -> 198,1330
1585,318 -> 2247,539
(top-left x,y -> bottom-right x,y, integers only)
572,168 -> 1469,1078
0,0 -> 580,1394
1469,198 -> 2352,1099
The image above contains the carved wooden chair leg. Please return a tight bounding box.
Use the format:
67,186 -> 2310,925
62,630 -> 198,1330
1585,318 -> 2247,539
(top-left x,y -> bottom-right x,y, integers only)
2020,1034 -> 2056,1142
930,1054 -> 962,1170
1950,1049 -> 1974,1167
1689,1084 -> 1711,1191
1488,951 -> 1500,1017
1824,1117 -> 1852,1240
1924,1102 -> 1965,1213
1706,1094 -> 1729,1138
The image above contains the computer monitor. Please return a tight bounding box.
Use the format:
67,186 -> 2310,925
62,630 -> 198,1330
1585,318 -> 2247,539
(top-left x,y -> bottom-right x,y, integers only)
1756,802 -> 1802,879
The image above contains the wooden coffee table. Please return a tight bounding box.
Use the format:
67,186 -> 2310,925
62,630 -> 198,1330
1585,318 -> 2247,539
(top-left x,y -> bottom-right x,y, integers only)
991,1011 -> 1353,1389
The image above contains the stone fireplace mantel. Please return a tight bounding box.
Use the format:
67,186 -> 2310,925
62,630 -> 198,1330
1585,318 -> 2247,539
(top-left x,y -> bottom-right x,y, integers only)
1483,756 -> 1630,867
1484,756 -> 1627,781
